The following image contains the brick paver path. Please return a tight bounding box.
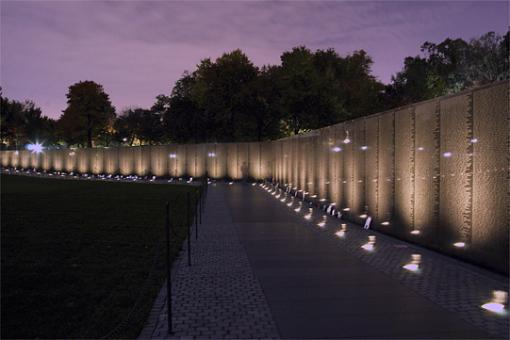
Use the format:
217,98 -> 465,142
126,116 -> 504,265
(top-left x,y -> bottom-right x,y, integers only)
141,182 -> 508,339
139,184 -> 279,339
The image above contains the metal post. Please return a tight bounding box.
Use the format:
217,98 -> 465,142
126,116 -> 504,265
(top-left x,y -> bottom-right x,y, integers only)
199,190 -> 202,225
195,189 -> 199,240
187,192 -> 191,266
164,202 -> 172,335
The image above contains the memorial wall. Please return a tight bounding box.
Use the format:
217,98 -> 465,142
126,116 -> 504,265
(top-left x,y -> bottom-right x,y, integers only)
1,81 -> 508,273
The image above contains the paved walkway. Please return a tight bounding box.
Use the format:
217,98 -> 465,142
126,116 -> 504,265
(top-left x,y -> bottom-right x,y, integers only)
141,182 -> 509,339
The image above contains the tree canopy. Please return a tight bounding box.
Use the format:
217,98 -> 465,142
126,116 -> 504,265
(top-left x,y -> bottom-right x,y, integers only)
58,81 -> 116,147
1,30 -> 508,149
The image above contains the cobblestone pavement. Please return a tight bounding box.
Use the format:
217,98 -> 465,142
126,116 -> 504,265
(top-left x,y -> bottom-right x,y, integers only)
141,182 -> 508,339
139,184 -> 280,339
258,184 -> 509,339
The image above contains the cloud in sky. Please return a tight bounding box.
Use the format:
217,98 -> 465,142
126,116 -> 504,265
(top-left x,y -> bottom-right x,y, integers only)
1,0 -> 507,118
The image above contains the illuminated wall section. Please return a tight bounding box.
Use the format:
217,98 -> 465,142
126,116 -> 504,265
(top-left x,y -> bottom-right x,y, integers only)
272,141 -> 279,182
150,145 -> 168,176
29,152 -> 40,169
90,148 -> 104,174
41,151 -> 52,170
316,128 -> 328,199
1,151 -> 11,167
350,119 -> 365,219
18,150 -> 30,169
342,121 -> 354,213
414,101 -> 440,243
297,136 -> 306,190
104,148 -> 119,175
76,149 -> 88,173
329,123 -> 343,206
186,144 -> 198,177
439,94 -> 471,246
65,150 -> 77,172
394,107 -> 415,236
119,147 -> 134,175
176,144 -> 187,177
247,143 -> 258,179
289,138 -> 296,185
260,142 -> 273,180
138,146 -> 152,176
305,134 -> 317,194
212,143 -> 227,179
365,116 -> 379,221
11,151 -> 20,168
285,138 -> 291,185
274,140 -> 281,182
226,143 -> 239,179
237,143 -> 249,180
471,82 -> 509,273
52,149 -> 65,171
195,144 -> 207,178
167,144 -> 178,177
377,112 -> 394,225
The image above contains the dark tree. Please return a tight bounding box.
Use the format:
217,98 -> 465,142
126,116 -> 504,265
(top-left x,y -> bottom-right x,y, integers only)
60,81 -> 115,147
0,94 -> 56,149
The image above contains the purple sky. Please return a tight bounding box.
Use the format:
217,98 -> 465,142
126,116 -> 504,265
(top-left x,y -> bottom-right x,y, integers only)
1,1 -> 508,119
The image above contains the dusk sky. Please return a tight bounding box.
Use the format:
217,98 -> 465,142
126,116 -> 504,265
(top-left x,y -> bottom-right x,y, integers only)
1,1 -> 508,119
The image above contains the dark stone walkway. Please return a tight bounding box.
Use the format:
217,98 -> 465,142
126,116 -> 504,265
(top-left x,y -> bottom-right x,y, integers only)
142,182 -> 508,339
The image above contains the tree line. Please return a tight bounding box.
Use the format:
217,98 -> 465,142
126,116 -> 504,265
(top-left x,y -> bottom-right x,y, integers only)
1,31 -> 507,149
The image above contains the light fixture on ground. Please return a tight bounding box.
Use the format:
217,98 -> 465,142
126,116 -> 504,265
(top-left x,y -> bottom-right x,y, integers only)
343,130 -> 351,144
481,291 -> 508,315
342,207 -> 350,212
359,213 -> 368,219
403,254 -> 422,272
361,235 -> 376,252
294,201 -> 302,212
317,215 -> 327,228
453,241 -> 466,248
335,224 -> 347,238
410,230 -> 421,235
287,197 -> 294,206
381,221 -> 390,226
304,208 -> 313,220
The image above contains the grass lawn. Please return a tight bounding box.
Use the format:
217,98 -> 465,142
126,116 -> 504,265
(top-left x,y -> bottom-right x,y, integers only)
1,174 -> 200,339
